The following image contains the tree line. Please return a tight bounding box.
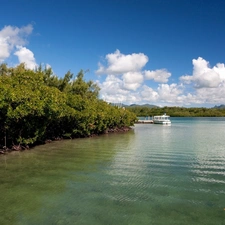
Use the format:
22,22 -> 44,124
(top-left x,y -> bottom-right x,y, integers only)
126,106 -> 225,117
0,64 -> 137,149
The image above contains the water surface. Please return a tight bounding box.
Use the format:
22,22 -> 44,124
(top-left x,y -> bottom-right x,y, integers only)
0,118 -> 225,225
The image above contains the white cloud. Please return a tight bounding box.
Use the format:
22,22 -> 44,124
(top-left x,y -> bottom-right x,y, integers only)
194,84 -> 225,104
213,63 -> 225,81
97,49 -> 174,105
144,69 -> 171,83
14,46 -> 37,70
180,57 -> 224,88
0,24 -> 32,46
0,37 -> 10,62
99,75 -> 130,103
45,63 -> 51,69
140,83 -> 184,105
96,49 -> 148,75
122,72 -> 144,91
141,85 -> 159,102
0,24 -> 36,68
97,51 -> 225,106
100,75 -> 125,95
178,57 -> 225,105
157,83 -> 183,103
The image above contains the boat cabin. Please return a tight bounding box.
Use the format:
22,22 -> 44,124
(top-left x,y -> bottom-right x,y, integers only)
153,114 -> 171,125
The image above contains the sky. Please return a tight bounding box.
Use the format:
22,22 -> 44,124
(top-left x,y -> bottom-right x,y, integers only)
0,0 -> 225,107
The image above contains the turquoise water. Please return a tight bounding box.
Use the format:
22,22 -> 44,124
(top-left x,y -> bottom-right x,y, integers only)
0,118 -> 225,225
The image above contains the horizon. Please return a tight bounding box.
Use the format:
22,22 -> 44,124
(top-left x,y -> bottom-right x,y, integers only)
1,0 -> 225,108
111,103 -> 225,109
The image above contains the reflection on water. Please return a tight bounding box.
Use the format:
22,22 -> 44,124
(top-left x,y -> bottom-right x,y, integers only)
0,118 -> 225,225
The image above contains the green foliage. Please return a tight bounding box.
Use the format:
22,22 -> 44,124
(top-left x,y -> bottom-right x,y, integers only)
127,106 -> 225,117
0,64 -> 136,147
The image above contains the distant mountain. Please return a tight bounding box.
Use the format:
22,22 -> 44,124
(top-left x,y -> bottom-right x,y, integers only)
213,104 -> 225,109
110,103 -> 159,108
127,104 -> 159,108
110,103 -> 127,107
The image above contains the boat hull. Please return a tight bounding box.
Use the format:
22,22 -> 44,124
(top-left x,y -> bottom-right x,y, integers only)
153,114 -> 171,125
153,120 -> 171,125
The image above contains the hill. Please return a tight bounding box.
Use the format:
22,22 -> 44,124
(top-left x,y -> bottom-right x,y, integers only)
128,104 -> 159,108
213,104 -> 225,109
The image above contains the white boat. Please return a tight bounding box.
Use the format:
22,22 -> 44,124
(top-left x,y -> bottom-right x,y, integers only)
153,114 -> 171,125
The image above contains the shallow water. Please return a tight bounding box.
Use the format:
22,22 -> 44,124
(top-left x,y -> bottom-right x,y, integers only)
0,118 -> 225,225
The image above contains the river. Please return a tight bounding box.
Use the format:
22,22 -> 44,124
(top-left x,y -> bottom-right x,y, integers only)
0,117 -> 225,225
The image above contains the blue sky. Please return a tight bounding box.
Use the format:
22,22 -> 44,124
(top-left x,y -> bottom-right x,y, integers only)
1,0 -> 225,107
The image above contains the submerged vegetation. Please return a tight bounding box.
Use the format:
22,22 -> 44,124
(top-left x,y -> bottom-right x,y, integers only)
126,105 -> 225,117
0,63 -> 137,150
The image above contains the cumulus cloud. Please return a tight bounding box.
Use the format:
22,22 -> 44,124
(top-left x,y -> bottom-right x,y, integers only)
96,49 -> 174,104
0,37 -> 10,62
14,46 -> 37,70
0,24 -> 32,45
186,81 -> 225,105
141,85 -> 159,102
122,72 -> 144,91
180,57 -> 224,88
157,83 -> 183,103
45,63 -> 52,69
144,69 -> 171,83
0,24 -> 37,69
99,75 -> 130,103
100,75 -> 124,95
96,50 -> 148,95
176,57 -> 225,105
140,84 -> 184,104
97,51 -> 225,106
96,49 -> 148,75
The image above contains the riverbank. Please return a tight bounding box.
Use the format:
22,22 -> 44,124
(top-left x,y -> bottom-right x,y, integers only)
0,126 -> 132,155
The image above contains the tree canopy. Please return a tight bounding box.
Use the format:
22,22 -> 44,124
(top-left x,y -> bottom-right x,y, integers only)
126,105 -> 225,117
0,64 -> 136,149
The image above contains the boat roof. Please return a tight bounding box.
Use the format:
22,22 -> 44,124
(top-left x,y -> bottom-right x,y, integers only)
154,114 -> 170,117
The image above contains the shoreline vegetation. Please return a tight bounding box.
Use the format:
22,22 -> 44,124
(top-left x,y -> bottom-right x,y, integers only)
0,64 -> 136,154
1,64 -> 225,154
126,105 -> 225,117
0,126 -> 132,154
